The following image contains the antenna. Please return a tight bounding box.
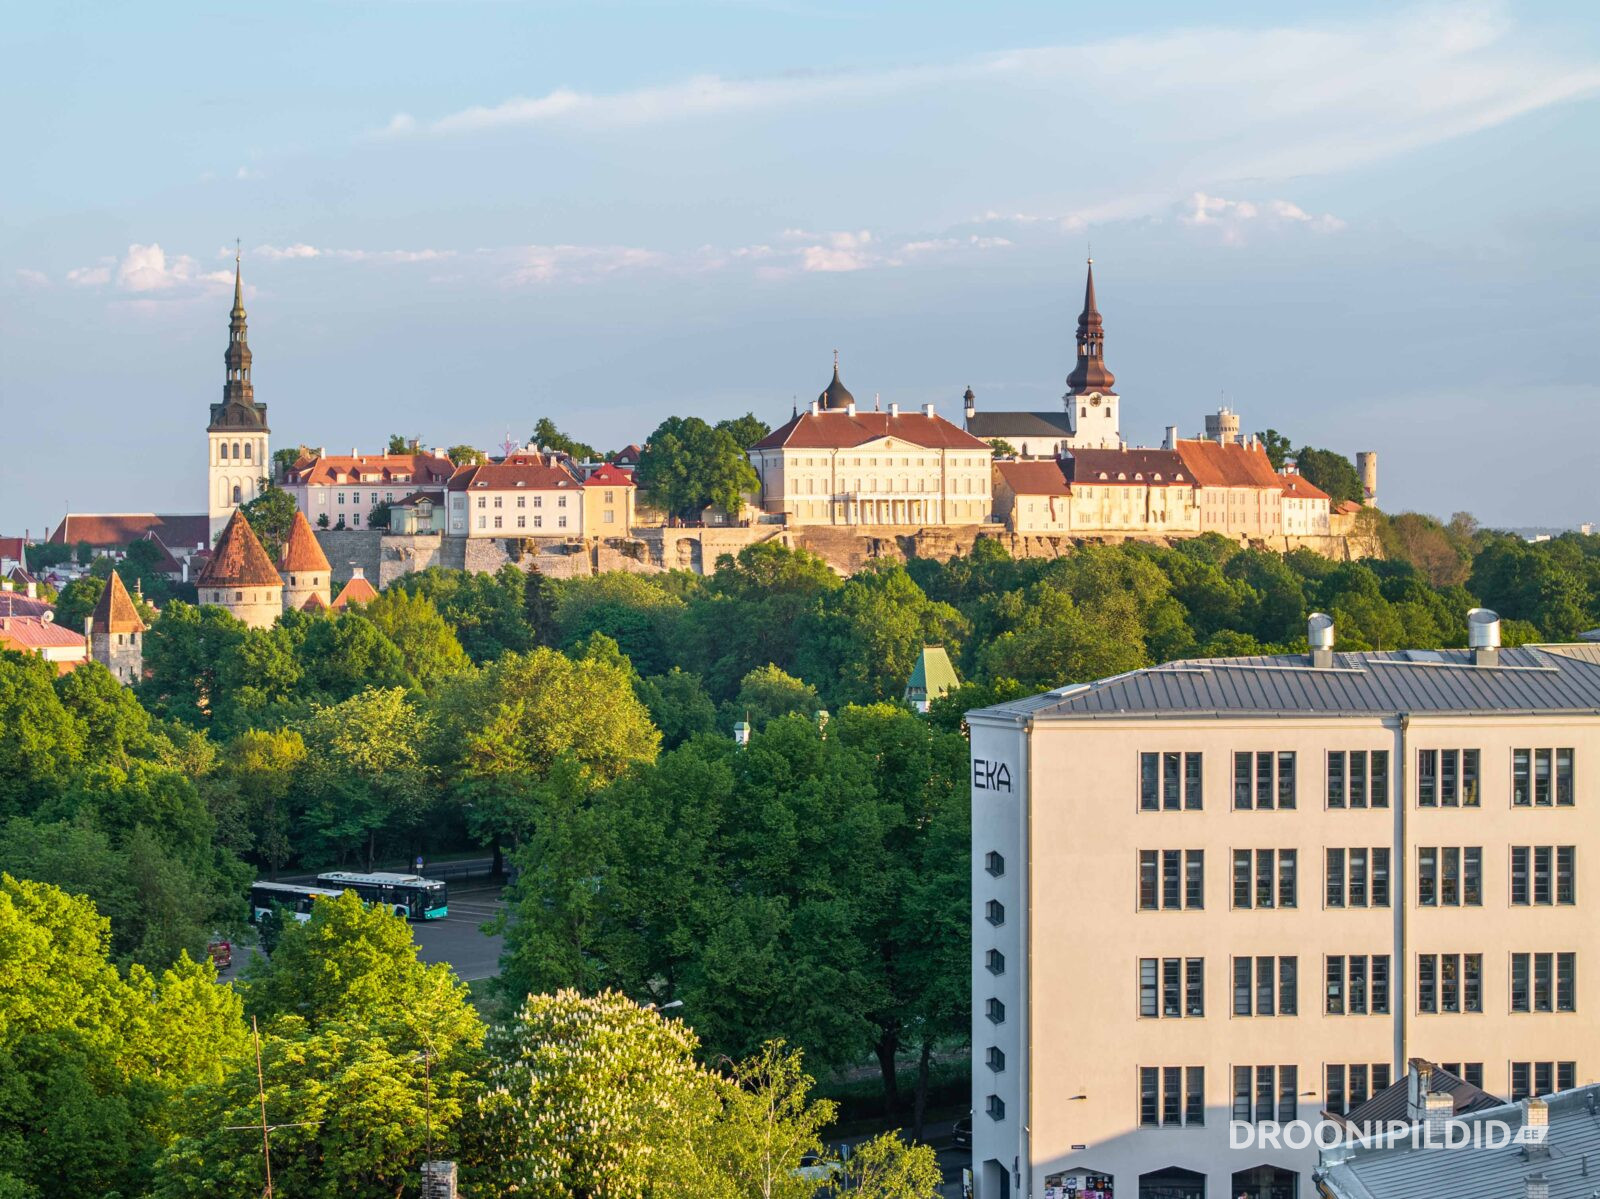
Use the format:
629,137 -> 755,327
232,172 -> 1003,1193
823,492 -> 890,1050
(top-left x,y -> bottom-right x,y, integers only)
222,1015 -> 324,1198
500,429 -> 519,458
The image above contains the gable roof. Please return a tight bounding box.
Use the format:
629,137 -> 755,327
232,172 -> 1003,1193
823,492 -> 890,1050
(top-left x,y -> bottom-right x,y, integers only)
584,462 -> 635,488
1172,439 -> 1284,489
279,511 -> 332,573
1064,447 -> 1190,485
134,531 -> 183,574
1338,1061 -> 1501,1128
0,615 -> 86,651
753,410 -> 989,452
995,459 -> 1071,495
0,538 -> 23,564
300,591 -> 330,612
90,571 -> 145,635
283,452 -> 455,488
447,454 -> 584,492
49,513 -> 210,551
196,511 -> 283,588
964,411 -> 1075,440
331,572 -> 379,609
0,591 -> 51,619
1282,473 -> 1331,501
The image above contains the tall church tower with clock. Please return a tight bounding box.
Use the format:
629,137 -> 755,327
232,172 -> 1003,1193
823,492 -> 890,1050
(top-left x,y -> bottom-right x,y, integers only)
1062,259 -> 1120,449
207,252 -> 270,541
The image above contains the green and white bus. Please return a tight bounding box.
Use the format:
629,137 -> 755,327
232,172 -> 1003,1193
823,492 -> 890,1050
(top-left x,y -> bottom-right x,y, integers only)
248,881 -> 344,923
314,871 -> 449,920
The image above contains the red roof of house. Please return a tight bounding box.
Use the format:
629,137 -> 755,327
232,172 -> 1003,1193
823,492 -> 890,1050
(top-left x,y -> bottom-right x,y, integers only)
0,615 -> 86,650
0,592 -> 51,619
196,511 -> 283,588
995,460 -> 1071,495
49,513 -> 210,551
134,531 -> 183,574
90,571 -> 145,634
0,538 -> 23,563
753,410 -> 989,452
1065,447 -> 1191,485
614,444 -> 643,465
331,573 -> 379,610
283,452 -> 455,488
447,454 -> 584,492
1172,440 -> 1285,490
583,462 -> 635,488
1281,473 -> 1331,501
279,511 -> 332,573
300,591 -> 330,612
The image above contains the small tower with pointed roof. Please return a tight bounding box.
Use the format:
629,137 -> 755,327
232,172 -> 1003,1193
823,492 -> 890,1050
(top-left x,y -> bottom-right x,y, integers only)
86,571 -> 145,684
278,509 -> 332,612
208,249 -> 271,541
1062,259 -> 1121,449
331,566 -> 379,610
196,510 -> 283,628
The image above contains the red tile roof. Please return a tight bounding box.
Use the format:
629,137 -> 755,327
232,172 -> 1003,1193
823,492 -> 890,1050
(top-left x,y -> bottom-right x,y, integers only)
331,573 -> 378,610
1281,473 -> 1331,501
448,454 -> 583,492
279,511 -> 332,573
49,513 -> 210,551
90,571 -> 145,634
1173,439 -> 1285,490
583,462 -> 635,488
753,410 -> 989,451
995,460 -> 1071,495
0,592 -> 52,619
196,511 -> 283,588
0,538 -> 23,563
284,452 -> 455,488
134,531 -> 183,574
0,615 -> 86,650
1065,447 -> 1191,485
300,591 -> 330,612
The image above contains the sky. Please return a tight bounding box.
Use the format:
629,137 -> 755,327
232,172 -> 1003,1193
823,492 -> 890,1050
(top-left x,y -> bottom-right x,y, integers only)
3,0 -> 1600,533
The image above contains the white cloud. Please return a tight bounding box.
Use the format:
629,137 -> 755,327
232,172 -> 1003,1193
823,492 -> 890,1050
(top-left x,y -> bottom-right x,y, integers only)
503,244 -> 666,285
1177,192 -> 1345,244
67,263 -> 112,287
251,243 -> 453,264
14,268 -> 50,288
63,245 -> 233,297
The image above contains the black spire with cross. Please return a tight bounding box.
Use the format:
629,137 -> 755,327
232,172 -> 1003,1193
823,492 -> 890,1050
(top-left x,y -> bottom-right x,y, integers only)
1065,258 -> 1116,396
209,241 -> 269,432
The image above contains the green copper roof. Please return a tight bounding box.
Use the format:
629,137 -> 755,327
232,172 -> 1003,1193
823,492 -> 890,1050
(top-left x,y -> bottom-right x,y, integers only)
905,644 -> 960,704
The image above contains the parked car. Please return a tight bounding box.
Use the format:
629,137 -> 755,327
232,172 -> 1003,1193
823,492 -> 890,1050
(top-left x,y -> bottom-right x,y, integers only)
207,939 -> 232,970
952,1111 -> 973,1148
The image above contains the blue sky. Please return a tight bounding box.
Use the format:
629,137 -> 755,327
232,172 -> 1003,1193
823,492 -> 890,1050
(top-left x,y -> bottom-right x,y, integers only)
4,1 -> 1599,532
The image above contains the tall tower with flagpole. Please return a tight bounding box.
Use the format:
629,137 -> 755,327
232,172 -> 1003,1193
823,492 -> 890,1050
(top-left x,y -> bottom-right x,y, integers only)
207,245 -> 271,541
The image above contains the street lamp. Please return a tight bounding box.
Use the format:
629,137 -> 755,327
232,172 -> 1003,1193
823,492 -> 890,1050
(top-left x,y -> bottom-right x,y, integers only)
646,999 -> 684,1013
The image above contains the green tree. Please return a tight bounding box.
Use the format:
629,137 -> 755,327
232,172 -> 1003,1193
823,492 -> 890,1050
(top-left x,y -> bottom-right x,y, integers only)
138,601 -> 248,727
363,587 -> 473,686
0,652 -> 86,811
1255,428 -> 1294,470
635,668 -> 718,748
297,611 -> 414,702
447,444 -> 487,466
724,664 -> 820,729
552,571 -> 687,676
394,565 -> 535,662
985,438 -> 1019,458
207,728 -> 307,871
51,576 -> 105,634
1293,445 -> 1363,505
298,689 -> 434,868
707,1042 -> 835,1199
386,432 -> 413,453
237,481 -> 299,560
838,1133 -> 942,1199
715,412 -> 772,450
272,445 -> 308,478
636,416 -> 760,522
531,417 -> 598,461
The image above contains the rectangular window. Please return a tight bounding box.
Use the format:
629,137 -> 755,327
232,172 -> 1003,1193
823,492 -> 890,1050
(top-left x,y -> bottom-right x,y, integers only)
1256,849 -> 1275,909
1371,750 -> 1390,807
1372,848 -> 1390,907
493,515 -> 503,529
533,516 -> 542,528
1512,846 -> 1530,905
1419,847 -> 1437,906
1511,1062 -> 1578,1101
1535,846 -> 1552,905
1557,749 -> 1574,805
558,516 -> 568,528
1234,753 -> 1252,810
1349,848 -> 1368,908
1419,749 -> 1437,807
1141,751 -> 1202,810
1560,952 -> 1577,1012
1140,851 -> 1158,910
1233,850 -> 1251,909
1373,955 -> 1390,1014
1514,749 -> 1531,806
517,516 -> 526,528
1186,957 -> 1204,1017
1186,1067 -> 1205,1126
1279,849 -> 1297,908
1163,751 -> 1180,810
1278,752 -> 1296,809
1327,848 -> 1345,908
1185,850 -> 1204,909
1163,958 -> 1181,1018
1326,956 -> 1345,1015
1163,1067 -> 1182,1126
1140,1067 -> 1201,1128
1234,956 -> 1295,1016
1419,954 -> 1437,1013
1326,1065 -> 1346,1117
1441,847 -> 1459,905
1350,750 -> 1368,808
1558,846 -> 1576,904
1328,752 -> 1346,808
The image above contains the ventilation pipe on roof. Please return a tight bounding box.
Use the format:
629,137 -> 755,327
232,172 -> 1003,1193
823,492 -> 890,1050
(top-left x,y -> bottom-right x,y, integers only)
922,402 -> 936,417
888,402 -> 899,417
1468,608 -> 1501,667
1308,612 -> 1335,669
1164,425 -> 1178,450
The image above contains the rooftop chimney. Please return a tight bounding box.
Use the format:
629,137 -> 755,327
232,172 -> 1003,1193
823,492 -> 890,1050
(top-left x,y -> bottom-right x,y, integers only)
1164,425 -> 1178,451
1308,612 -> 1335,669
1525,1172 -> 1549,1199
1423,1091 -> 1453,1142
1523,1097 -> 1551,1160
350,565 -> 366,580
1468,607 -> 1501,667
888,402 -> 900,417
1407,1060 -> 1433,1123
25,581 -> 36,599
922,402 -> 936,418
421,1161 -> 458,1199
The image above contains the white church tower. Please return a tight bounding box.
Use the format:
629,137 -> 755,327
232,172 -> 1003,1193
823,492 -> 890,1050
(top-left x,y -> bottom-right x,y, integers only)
1061,258 -> 1121,450
208,252 -> 270,541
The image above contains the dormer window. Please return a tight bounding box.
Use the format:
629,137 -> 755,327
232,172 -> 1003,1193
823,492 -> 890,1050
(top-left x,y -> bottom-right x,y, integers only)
1153,473 -> 1163,481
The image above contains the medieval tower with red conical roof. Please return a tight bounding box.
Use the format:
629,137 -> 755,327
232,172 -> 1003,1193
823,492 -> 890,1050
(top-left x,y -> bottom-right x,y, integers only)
87,570 -> 145,684
196,509 -> 284,628
278,509 -> 332,612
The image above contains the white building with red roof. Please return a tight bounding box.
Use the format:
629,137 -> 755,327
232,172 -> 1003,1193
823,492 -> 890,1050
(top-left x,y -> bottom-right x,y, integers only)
447,452 -> 587,538
995,449 -> 1201,536
0,614 -> 87,674
581,461 -> 636,534
280,447 -> 456,531
749,358 -> 993,526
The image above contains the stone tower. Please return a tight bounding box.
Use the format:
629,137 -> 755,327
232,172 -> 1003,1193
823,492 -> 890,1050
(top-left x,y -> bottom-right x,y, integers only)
1063,260 -> 1120,449
208,252 -> 270,541
86,570 -> 145,685
196,509 -> 283,629
278,509 -> 332,612
1205,407 -> 1242,445
1357,451 -> 1378,507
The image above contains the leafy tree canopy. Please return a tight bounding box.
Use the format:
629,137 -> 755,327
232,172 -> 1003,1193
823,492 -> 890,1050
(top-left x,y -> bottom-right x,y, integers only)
636,416 -> 760,521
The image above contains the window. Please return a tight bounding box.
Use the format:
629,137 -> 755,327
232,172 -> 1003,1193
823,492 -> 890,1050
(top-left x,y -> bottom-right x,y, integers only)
1233,1065 -> 1296,1124
1139,751 -> 1203,810
1438,1063 -> 1484,1088
1233,849 -> 1296,908
1511,1062 -> 1577,1100
1512,846 -> 1576,905
986,1095 -> 1005,1121
1417,953 -> 1482,1014
1417,847 -> 1482,907
984,900 -> 1004,926
985,998 -> 1004,1024
984,851 -> 1004,877
1140,957 -> 1204,1018
986,1046 -> 1005,1073
1140,850 -> 1203,910
985,949 -> 1005,975
494,516 -> 503,529
533,496 -> 543,508
558,516 -> 568,529
1511,952 -> 1576,1013
1140,1067 -> 1205,1128
1325,847 -> 1390,908
1514,749 -> 1576,806
1234,751 -> 1295,809
1418,749 -> 1480,806
558,496 -> 567,508
1233,956 -> 1296,1016
476,496 -> 485,509
517,516 -> 526,528
1325,954 -> 1391,1015
533,516 -> 542,528
1325,1064 -> 1393,1116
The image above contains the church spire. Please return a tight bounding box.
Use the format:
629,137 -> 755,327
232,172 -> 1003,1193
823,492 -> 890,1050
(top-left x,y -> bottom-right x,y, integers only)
1065,258 -> 1116,395
223,247 -> 253,407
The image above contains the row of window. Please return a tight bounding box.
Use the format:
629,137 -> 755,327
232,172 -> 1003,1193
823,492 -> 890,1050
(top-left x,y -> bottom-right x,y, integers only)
1142,846 -> 1578,910
216,441 -> 255,462
1137,748 -> 1576,810
1136,952 -> 1576,1017
477,494 -> 568,508
480,515 -> 569,530
1139,1061 -> 1576,1126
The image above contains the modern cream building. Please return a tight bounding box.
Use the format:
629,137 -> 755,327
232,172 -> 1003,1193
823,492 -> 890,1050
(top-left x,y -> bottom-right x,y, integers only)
968,611 -> 1600,1199
749,359 -> 993,526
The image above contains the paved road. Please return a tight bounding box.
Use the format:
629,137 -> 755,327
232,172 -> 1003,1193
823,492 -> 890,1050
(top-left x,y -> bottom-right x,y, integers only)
412,884 -> 505,981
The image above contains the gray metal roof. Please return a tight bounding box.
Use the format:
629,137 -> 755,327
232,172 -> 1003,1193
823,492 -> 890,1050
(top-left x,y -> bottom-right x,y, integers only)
964,411 -> 1074,438
1340,1064 -> 1501,1127
969,645 -> 1600,723
1318,1086 -> 1600,1198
